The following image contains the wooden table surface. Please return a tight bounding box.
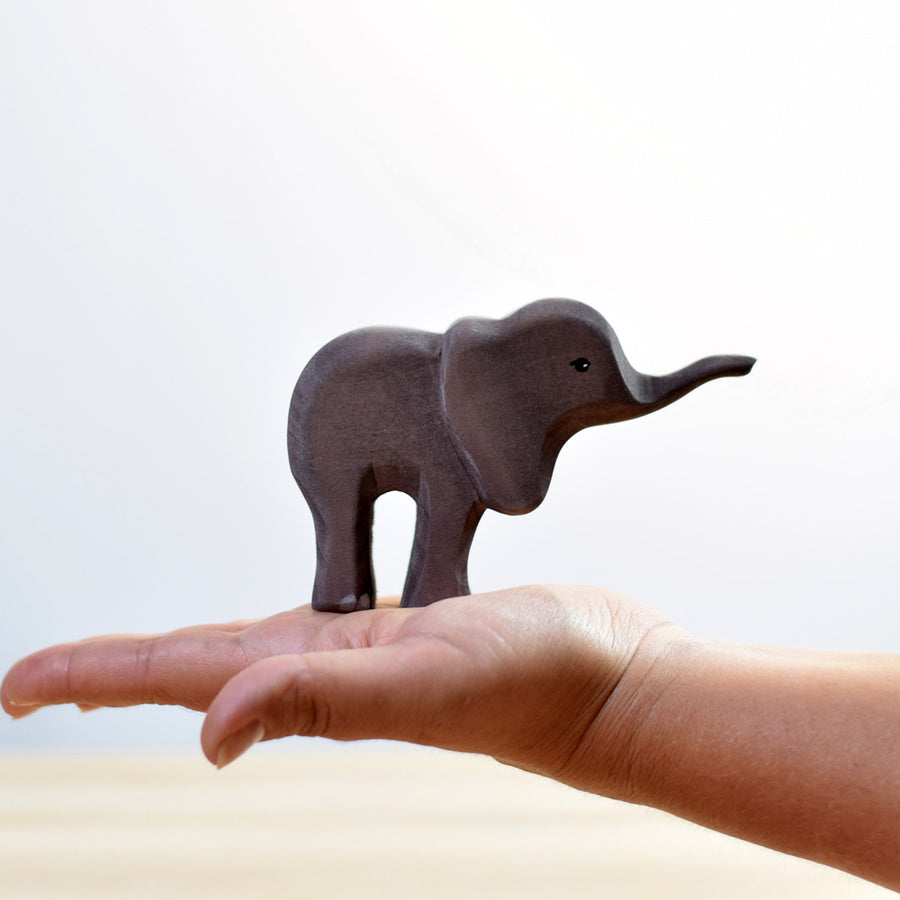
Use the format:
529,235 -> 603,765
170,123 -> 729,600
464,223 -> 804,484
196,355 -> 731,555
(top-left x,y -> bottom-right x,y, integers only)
0,747 -> 891,899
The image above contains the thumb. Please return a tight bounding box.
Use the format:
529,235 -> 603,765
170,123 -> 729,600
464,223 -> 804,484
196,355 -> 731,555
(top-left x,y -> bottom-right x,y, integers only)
201,639 -> 484,768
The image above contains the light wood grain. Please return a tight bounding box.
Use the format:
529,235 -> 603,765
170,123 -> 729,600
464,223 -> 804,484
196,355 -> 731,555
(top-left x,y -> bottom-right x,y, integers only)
0,748 -> 889,899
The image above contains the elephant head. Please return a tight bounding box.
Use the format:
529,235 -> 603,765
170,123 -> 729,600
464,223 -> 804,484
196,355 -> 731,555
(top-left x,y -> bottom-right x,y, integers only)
440,298 -> 755,514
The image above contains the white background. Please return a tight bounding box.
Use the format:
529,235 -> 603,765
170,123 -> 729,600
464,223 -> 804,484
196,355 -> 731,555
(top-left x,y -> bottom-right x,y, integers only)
1,2 -> 898,751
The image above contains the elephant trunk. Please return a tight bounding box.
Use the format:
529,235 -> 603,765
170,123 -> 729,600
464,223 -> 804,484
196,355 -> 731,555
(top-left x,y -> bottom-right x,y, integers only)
631,354 -> 756,412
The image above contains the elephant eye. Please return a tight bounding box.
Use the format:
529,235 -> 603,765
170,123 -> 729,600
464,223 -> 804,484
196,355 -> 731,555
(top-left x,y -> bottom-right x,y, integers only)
569,357 -> 591,373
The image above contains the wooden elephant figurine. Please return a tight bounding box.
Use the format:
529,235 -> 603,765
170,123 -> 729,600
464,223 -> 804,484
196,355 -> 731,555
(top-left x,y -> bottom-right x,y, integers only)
288,298 -> 754,612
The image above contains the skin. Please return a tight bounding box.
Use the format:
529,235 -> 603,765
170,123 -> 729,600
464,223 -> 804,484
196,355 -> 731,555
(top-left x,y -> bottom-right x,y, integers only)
2,585 -> 898,891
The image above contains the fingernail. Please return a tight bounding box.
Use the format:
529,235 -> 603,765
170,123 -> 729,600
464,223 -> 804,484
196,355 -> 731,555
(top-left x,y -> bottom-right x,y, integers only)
216,721 -> 265,769
5,698 -> 40,720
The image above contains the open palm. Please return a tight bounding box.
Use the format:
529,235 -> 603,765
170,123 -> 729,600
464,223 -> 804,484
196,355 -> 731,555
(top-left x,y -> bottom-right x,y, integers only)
2,586 -> 660,776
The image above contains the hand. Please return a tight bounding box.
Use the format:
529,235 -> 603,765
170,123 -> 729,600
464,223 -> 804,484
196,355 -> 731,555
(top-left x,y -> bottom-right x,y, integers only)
1,586 -> 670,784
5,585 -> 899,889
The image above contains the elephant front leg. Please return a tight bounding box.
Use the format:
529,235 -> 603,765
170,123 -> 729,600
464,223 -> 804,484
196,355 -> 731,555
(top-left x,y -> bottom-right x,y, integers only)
307,476 -> 377,613
401,482 -> 485,608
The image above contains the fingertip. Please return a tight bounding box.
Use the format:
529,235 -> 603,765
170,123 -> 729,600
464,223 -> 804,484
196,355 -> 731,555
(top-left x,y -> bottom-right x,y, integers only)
2,647 -> 62,711
214,721 -> 266,769
200,655 -> 300,765
1,668 -> 32,718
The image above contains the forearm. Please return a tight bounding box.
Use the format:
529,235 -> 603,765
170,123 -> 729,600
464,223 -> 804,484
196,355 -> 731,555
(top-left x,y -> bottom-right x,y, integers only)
584,634 -> 900,889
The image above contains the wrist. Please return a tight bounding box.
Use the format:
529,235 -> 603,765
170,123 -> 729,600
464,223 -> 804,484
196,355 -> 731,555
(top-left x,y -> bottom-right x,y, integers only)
554,613 -> 703,801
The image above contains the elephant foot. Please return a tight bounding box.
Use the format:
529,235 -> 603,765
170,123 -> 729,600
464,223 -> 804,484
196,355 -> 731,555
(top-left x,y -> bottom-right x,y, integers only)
339,592 -> 372,612
313,592 -> 373,613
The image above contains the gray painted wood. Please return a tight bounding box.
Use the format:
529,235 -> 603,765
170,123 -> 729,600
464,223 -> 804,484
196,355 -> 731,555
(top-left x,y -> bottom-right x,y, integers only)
287,299 -> 754,612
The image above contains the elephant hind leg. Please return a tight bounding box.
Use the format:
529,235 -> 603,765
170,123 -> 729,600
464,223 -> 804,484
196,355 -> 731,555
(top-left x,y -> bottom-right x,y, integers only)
308,471 -> 377,613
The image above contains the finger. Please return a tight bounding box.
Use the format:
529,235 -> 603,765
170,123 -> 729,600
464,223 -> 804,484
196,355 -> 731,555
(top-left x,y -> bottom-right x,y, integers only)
0,604 -> 412,718
202,638 -> 487,767
1,626 -> 255,715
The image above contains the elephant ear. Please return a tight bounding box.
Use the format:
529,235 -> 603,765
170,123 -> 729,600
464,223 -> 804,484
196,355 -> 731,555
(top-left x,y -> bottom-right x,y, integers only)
440,310 -> 557,514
